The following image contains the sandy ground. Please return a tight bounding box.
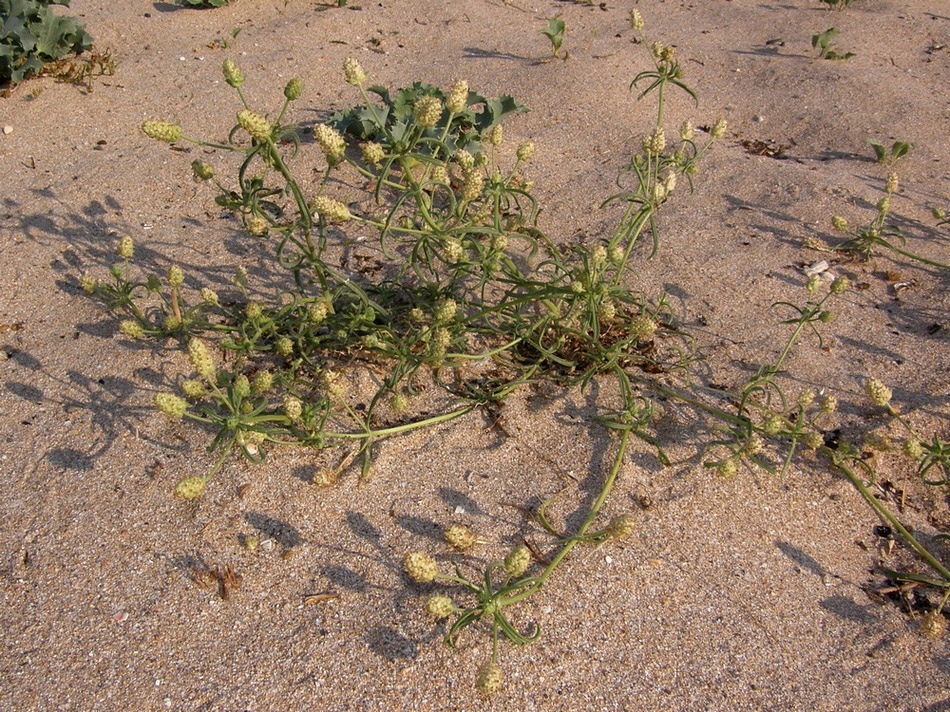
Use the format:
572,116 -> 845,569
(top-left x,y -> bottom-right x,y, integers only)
1,0 -> 949,709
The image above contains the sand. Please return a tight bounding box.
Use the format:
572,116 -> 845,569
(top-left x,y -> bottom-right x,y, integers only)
1,0 -> 948,709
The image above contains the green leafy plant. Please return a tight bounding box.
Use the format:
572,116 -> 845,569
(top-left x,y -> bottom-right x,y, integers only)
869,138 -> 913,165
177,0 -> 230,7
812,28 -> 855,60
540,17 -> 567,59
330,81 -> 526,155
0,0 -> 92,85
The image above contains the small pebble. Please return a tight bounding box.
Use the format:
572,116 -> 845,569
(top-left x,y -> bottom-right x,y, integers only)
2,125 -> 12,135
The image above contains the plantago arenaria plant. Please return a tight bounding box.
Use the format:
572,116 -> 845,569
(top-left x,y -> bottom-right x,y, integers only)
81,10 -> 950,693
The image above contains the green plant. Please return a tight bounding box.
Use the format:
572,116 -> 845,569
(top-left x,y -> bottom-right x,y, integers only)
812,28 -> 855,60
540,17 -> 566,59
0,0 -> 92,85
177,0 -> 231,7
330,81 -> 526,155
84,13 -> 729,688
81,9 -> 950,694
207,27 -> 242,50
177,0 -> 230,7
827,173 -> 950,268
869,138 -> 913,165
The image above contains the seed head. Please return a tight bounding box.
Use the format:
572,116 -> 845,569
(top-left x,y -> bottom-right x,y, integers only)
743,433 -> 764,457
504,545 -> 531,578
831,215 -> 848,232
174,476 -> 207,500
866,378 -> 892,407
307,301 -> 329,324
919,611 -> 947,639
237,109 -> 272,142
819,393 -> 837,414
181,380 -> 206,399
246,214 -> 268,236
516,141 -> 535,162
283,395 -> 303,421
801,431 -> 824,451
322,369 -> 345,398
425,595 -> 455,620
762,413 -> 784,436
885,171 -> 899,195
606,514 -> 636,539
877,196 -> 890,215
155,393 -> 188,419
163,314 -> 181,332
80,274 -> 98,293
118,235 -> 134,260
806,274 -> 822,293
222,59 -> 245,88
903,439 -> 923,461
487,124 -> 503,147
314,124 -> 346,166
679,119 -> 695,142
343,57 -> 367,86
119,320 -> 144,339
711,118 -> 728,139
798,389 -> 816,409
461,171 -> 484,202
312,195 -> 352,222
360,142 -> 385,166
246,302 -> 264,320
251,370 -> 273,394
717,458 -> 737,478
599,299 -> 617,321
476,661 -> 504,696
200,287 -> 219,305
390,392 -> 409,413
219,371 -> 243,399
430,165 -> 449,185
455,149 -> 476,172
167,265 -> 184,289
275,336 -> 294,356
643,127 -> 666,156
434,298 -> 458,323
188,338 -> 216,381
403,552 -> 439,583
628,315 -> 657,342
413,95 -> 443,129
444,523 -> 478,550
630,8 -> 645,30
142,120 -> 183,143
829,275 -> 849,295
312,468 -> 339,487
445,79 -> 469,114
192,159 -> 214,181
283,77 -> 302,101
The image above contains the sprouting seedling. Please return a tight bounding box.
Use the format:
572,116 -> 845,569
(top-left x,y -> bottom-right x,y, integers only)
812,28 -> 855,60
868,138 -> 913,165
541,17 -> 567,59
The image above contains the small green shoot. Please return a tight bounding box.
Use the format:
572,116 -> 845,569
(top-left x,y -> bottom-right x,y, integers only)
541,18 -> 567,59
812,28 -> 855,60
868,138 -> 913,165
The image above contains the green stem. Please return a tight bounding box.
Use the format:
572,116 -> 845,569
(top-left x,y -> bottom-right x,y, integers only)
830,450 -> 950,582
501,428 -> 631,605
